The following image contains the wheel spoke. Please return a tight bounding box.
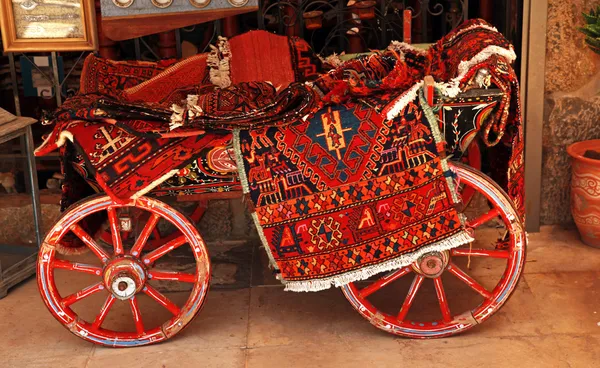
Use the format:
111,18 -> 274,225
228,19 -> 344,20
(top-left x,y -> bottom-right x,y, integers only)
433,277 -> 452,323
151,228 -> 162,241
107,207 -> 124,256
70,224 -> 110,263
142,235 -> 187,265
447,262 -> 493,300
92,295 -> 116,330
144,285 -> 181,316
396,275 -> 425,322
52,259 -> 102,276
359,267 -> 412,298
148,270 -> 197,283
128,296 -> 145,335
62,282 -> 104,308
130,213 -> 160,257
451,248 -> 509,259
467,208 -> 500,229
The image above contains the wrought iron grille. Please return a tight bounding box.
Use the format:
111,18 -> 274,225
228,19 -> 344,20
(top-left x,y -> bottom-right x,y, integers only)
256,1 -> 468,54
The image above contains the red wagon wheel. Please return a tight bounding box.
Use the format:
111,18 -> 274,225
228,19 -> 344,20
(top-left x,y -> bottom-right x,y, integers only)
97,201 -> 208,251
341,162 -> 526,338
37,195 -> 211,347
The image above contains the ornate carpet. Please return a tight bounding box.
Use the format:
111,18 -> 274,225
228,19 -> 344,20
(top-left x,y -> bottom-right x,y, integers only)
233,87 -> 471,291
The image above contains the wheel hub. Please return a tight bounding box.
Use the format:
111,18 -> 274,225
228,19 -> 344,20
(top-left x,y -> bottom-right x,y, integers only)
412,251 -> 449,278
103,257 -> 147,300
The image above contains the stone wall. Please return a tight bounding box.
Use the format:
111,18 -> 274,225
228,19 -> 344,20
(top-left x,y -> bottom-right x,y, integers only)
542,0 -> 600,224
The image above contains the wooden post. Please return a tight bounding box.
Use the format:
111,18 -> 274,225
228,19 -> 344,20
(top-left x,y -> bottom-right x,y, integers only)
222,16 -> 240,38
158,31 -> 178,59
479,0 -> 494,23
403,9 -> 412,44
95,0 -> 119,59
347,30 -> 364,54
285,0 -> 300,37
424,75 -> 435,106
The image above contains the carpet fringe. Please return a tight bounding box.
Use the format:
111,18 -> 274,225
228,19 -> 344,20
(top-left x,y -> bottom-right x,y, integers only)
131,169 -> 179,200
383,81 -> 424,121
283,231 -> 474,292
436,45 -> 516,98
207,36 -> 232,89
444,23 -> 499,43
232,129 -> 281,270
388,40 -> 427,56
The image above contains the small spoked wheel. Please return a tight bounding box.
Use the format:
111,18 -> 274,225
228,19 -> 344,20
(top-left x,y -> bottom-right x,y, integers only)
37,195 -> 211,347
341,162 -> 526,338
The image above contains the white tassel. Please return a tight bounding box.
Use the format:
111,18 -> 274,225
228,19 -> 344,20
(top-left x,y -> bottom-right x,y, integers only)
320,52 -> 345,67
169,103 -> 185,130
444,23 -> 500,44
388,40 -> 426,56
131,169 -> 180,200
437,45 -> 516,97
207,36 -> 232,89
384,81 -> 423,121
283,231 -> 474,292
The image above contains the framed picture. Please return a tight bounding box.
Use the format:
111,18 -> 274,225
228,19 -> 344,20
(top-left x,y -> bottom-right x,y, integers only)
0,0 -> 97,52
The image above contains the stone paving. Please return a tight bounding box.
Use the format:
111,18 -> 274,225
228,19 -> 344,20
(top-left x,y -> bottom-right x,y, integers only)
0,225 -> 598,368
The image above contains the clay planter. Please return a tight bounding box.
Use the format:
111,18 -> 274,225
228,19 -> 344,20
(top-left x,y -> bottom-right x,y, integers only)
303,10 -> 324,30
567,139 -> 600,248
352,1 -> 376,20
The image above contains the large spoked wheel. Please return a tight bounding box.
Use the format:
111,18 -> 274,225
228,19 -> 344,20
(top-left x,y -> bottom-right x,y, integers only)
341,162 -> 526,338
37,195 -> 211,347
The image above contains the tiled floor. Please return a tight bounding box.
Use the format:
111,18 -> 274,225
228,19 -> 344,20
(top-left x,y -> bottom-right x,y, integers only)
1,225 -> 599,368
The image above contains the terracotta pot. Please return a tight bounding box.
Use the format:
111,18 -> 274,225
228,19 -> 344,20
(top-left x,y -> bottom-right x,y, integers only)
352,1 -> 376,20
567,139 -> 600,248
303,10 -> 323,30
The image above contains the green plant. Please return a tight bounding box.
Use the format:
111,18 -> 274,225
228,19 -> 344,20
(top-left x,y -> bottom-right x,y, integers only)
580,6 -> 600,54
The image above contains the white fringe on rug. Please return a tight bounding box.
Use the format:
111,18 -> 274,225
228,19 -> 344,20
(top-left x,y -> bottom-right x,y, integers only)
436,45 -> 517,98
131,169 -> 179,200
282,230 -> 474,292
384,81 -> 424,121
319,52 -> 345,68
388,40 -> 427,56
207,36 -> 232,89
232,129 -> 280,270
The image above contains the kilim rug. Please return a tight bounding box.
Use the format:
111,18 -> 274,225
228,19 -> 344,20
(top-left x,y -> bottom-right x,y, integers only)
233,87 -> 472,291
228,30 -> 323,88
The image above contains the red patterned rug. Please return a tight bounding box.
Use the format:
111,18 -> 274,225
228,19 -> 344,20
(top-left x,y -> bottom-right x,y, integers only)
234,84 -> 471,291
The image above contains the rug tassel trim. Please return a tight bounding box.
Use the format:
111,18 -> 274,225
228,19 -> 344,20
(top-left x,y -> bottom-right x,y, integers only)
207,36 -> 232,89
232,129 -> 250,194
443,23 -> 499,43
388,40 -> 427,56
232,129 -> 281,270
436,45 -> 516,98
384,81 -> 424,121
53,131 -> 74,150
418,90 -> 462,205
440,157 -> 461,205
35,130 -> 74,156
131,169 -> 179,200
250,211 -> 280,270
283,231 -> 474,292
319,53 -> 345,67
